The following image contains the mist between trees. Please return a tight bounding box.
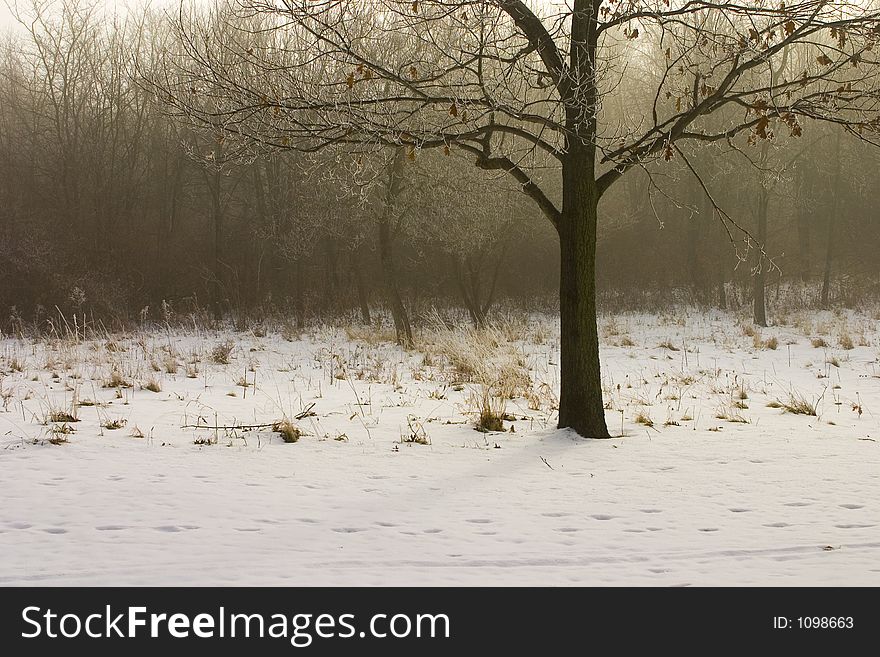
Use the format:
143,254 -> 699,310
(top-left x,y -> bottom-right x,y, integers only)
2,1 -> 880,437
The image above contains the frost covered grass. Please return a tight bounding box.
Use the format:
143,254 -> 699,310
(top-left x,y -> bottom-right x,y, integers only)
0,307 -> 879,585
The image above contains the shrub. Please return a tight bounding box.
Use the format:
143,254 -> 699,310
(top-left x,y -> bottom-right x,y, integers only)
211,340 -> 235,364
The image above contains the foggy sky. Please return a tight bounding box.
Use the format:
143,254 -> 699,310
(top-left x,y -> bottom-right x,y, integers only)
0,0 -> 194,33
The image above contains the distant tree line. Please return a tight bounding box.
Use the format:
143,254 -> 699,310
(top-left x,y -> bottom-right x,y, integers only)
1,0 -> 879,339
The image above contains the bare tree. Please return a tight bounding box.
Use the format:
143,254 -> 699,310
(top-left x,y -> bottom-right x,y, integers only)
154,1 -> 880,436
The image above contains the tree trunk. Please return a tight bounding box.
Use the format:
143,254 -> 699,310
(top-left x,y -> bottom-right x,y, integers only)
752,193 -> 768,327
155,152 -> 183,304
686,216 -> 702,303
354,248 -> 371,325
210,170 -> 223,320
557,146 -> 609,438
209,136 -> 224,321
478,246 -> 506,327
453,255 -> 486,329
752,149 -> 769,327
821,131 -> 842,307
797,206 -> 812,282
687,178 -> 707,303
322,233 -> 340,314
379,148 -> 413,348
292,259 -> 304,329
378,214 -> 413,348
795,170 -> 812,282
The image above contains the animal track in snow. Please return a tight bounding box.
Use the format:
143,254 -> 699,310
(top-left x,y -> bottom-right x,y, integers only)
8,521 -> 32,529
153,525 -> 199,532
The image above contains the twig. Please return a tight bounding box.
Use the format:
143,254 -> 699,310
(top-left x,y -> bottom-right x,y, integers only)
181,422 -> 277,430
295,402 -> 316,420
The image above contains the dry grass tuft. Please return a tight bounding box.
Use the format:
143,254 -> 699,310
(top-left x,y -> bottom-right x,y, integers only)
273,419 -> 302,443
211,340 -> 235,364
344,324 -> 398,345
779,392 -> 817,416
48,409 -> 78,423
423,319 -> 533,401
104,370 -> 131,389
634,411 -> 654,427
400,416 -> 431,444
468,386 -> 506,433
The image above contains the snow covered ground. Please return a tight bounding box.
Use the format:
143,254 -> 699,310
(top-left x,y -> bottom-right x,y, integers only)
1,308 -> 878,585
